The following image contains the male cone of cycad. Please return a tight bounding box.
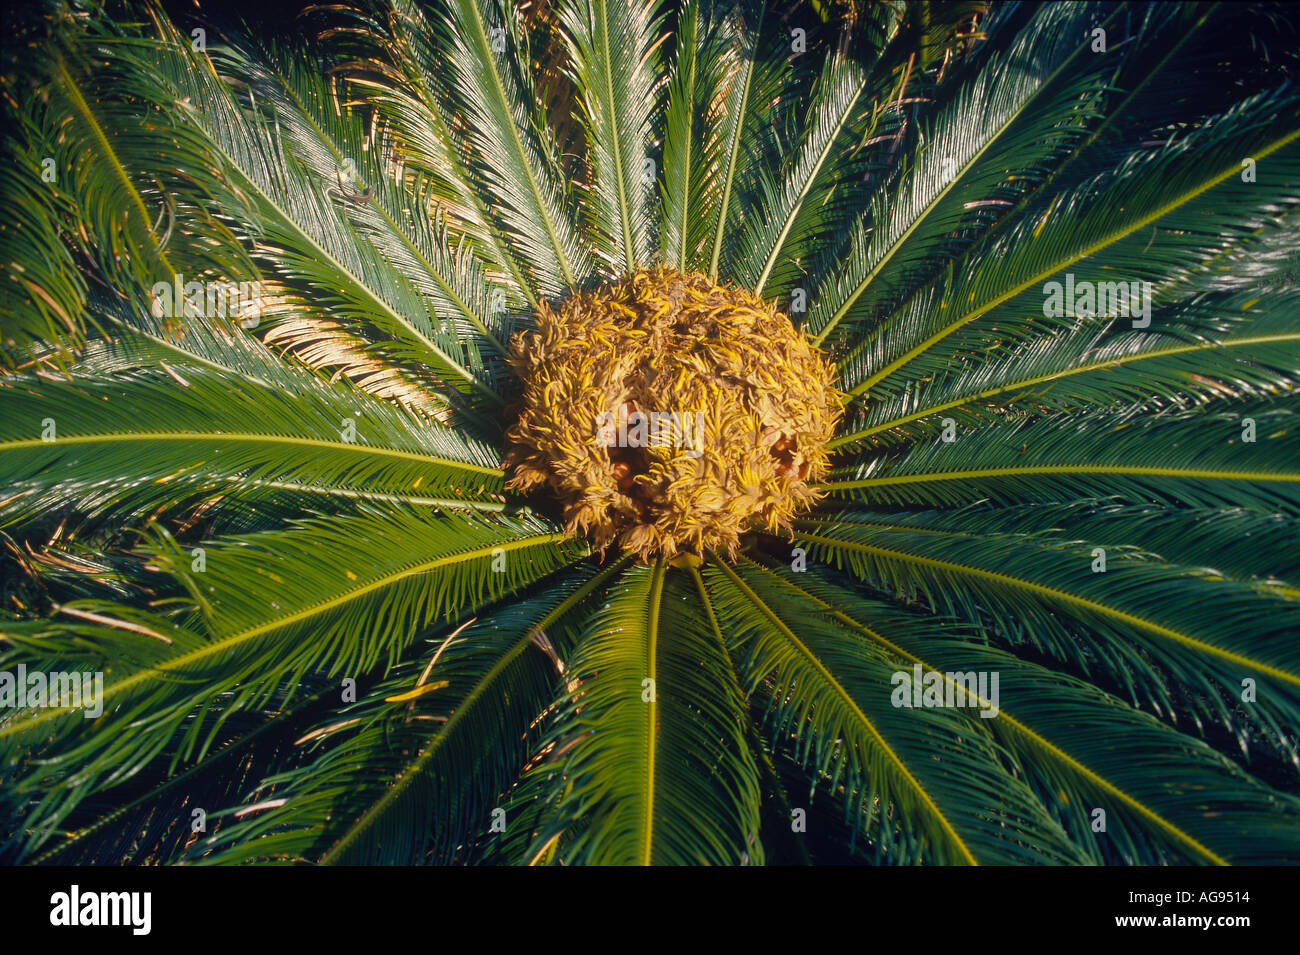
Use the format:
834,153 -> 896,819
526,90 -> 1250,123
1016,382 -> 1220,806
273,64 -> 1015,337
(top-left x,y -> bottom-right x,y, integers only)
505,267 -> 842,560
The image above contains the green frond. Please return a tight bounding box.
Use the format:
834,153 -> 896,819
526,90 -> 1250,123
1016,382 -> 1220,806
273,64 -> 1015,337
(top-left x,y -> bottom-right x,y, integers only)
0,143 -> 89,367
752,559 -> 1300,864
834,288 -> 1300,450
658,0 -> 736,272
731,52 -> 867,295
557,0 -> 665,272
706,555 -> 1086,864
806,1 -> 1116,346
840,87 -> 1300,397
522,563 -> 763,865
791,510 -> 1300,737
426,0 -> 593,294
331,0 -> 539,307
824,401 -> 1300,513
0,346 -> 504,530
175,559 -> 617,864
0,506 -> 581,851
705,0 -> 793,281
226,43 -> 513,360
117,15 -> 505,410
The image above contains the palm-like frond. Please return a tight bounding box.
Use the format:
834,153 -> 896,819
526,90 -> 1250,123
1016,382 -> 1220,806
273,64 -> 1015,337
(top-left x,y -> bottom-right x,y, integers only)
658,0 -> 736,272
424,0 -> 593,295
749,558 -> 1300,864
839,87 -> 1300,398
522,562 -> 763,864
183,557 -> 626,864
558,0 -> 664,273
0,342 -> 504,530
793,508 -> 1300,736
703,0 -> 792,281
0,505 -> 582,849
0,148 -> 89,368
706,556 -> 1087,864
806,1 -> 1119,347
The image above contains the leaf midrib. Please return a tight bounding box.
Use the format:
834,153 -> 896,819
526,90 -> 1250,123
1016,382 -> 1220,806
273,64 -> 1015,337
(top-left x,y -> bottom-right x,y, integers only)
639,559 -> 665,865
847,127 -> 1300,396
319,553 -> 630,864
820,464 -> 1300,489
832,331 -> 1300,446
711,555 -> 979,865
737,555 -> 1227,865
0,432 -> 503,477
794,528 -> 1300,688
0,534 -> 563,742
671,7 -> 698,273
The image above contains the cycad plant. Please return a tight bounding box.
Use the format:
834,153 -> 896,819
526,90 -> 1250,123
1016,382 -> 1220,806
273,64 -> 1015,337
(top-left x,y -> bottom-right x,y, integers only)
2,0 -> 1299,865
